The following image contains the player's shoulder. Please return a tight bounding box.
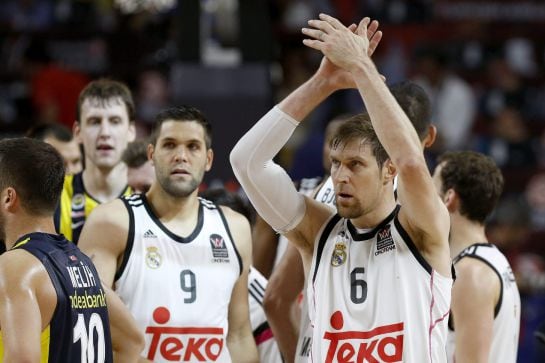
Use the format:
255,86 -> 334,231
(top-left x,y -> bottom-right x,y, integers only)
86,197 -> 129,228
0,248 -> 46,291
454,256 -> 499,292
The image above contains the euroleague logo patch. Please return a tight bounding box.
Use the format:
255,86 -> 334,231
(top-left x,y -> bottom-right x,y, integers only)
209,234 -> 229,263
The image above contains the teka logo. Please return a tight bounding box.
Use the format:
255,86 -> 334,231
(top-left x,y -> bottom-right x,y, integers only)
323,311 -> 404,363
146,306 -> 225,361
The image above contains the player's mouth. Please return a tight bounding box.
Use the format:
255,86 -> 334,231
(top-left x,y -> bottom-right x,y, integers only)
96,144 -> 114,151
337,192 -> 353,202
171,167 -> 190,176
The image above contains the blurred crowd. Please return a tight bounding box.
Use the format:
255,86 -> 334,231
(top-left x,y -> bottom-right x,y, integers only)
0,0 -> 544,360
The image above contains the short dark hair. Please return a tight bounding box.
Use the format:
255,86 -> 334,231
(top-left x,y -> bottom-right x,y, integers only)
77,78 -> 135,122
0,138 -> 65,215
150,106 -> 212,149
331,113 -> 389,168
26,123 -> 73,142
437,151 -> 504,224
122,140 -> 149,168
199,188 -> 255,225
390,81 -> 432,140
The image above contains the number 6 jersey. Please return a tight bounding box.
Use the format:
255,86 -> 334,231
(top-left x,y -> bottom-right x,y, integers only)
115,194 -> 242,362
307,206 -> 452,363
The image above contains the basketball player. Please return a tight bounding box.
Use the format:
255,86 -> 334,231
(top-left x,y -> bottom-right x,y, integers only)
265,82 -> 437,363
26,122 -> 83,175
231,15 -> 452,362
432,151 -> 521,363
55,78 -> 136,243
0,138 -> 147,362
79,106 -> 258,362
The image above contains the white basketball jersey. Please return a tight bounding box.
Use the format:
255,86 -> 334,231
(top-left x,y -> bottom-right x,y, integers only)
447,243 -> 521,363
248,267 -> 283,363
115,194 -> 241,362
308,206 -> 452,363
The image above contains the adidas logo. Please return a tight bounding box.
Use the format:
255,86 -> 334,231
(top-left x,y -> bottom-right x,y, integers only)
144,229 -> 157,238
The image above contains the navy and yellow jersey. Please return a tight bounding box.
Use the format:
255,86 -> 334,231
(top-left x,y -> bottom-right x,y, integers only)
0,232 -> 113,362
54,172 -> 132,243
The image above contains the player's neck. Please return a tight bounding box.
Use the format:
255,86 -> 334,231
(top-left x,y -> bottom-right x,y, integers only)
145,184 -> 200,221
349,196 -> 397,230
449,213 -> 488,259
82,162 -> 128,203
5,215 -> 56,250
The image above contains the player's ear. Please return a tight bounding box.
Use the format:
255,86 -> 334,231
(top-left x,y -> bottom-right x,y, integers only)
147,143 -> 155,166
382,159 -> 396,185
424,125 -> 437,148
205,148 -> 214,172
73,122 -> 82,144
443,188 -> 459,213
2,187 -> 17,212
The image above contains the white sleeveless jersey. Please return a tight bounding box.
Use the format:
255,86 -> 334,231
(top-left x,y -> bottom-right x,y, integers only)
248,267 -> 283,363
447,243 -> 521,363
307,206 -> 452,363
115,194 -> 242,362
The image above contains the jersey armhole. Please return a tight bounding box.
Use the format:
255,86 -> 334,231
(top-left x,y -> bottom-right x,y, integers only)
217,206 -> 243,276
456,254 -> 503,318
114,197 -> 135,282
393,215 -> 433,275
311,214 -> 341,284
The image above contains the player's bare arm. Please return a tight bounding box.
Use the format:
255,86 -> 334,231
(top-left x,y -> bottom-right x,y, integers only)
231,19 -> 383,256
221,206 -> 259,363
451,258 -> 498,363
104,286 -> 150,363
0,250 -> 56,362
263,243 -> 305,362
251,214 -> 281,278
78,199 -> 130,288
303,14 -> 450,276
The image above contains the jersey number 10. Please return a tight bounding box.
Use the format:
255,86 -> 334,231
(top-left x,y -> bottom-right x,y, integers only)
73,313 -> 106,363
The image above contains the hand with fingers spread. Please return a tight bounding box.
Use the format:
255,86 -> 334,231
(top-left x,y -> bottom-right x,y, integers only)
310,19 -> 382,90
303,14 -> 379,74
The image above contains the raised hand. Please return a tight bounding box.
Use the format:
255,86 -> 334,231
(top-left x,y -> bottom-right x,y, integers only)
303,15 -> 380,74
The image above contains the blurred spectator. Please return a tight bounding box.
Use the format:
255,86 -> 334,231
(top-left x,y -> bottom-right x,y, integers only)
136,69 -> 170,126
525,172 -> 545,231
478,108 -> 537,169
0,0 -> 54,31
26,122 -> 82,175
413,47 -> 476,152
23,39 -> 90,128
121,140 -> 154,194
480,57 -> 532,120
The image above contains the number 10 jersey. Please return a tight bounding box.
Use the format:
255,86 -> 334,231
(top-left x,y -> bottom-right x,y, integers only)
115,194 -> 242,362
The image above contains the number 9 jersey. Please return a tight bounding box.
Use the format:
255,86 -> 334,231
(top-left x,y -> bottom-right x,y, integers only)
115,194 -> 242,362
0,232 -> 113,363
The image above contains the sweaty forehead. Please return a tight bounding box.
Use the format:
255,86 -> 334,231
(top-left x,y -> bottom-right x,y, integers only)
81,97 -> 127,114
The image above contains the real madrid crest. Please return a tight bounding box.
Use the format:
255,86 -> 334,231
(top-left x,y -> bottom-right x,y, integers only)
146,246 -> 162,269
331,242 -> 347,267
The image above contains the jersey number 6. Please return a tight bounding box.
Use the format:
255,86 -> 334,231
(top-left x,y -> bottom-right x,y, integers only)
350,267 -> 367,304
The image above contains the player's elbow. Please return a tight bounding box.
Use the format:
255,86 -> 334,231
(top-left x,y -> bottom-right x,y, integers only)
230,142 -> 249,179
263,286 -> 293,318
